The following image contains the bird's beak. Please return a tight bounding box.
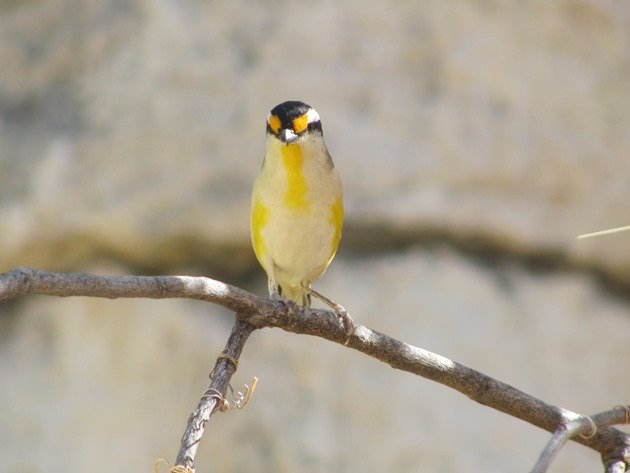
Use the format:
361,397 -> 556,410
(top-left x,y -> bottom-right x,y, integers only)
279,128 -> 298,144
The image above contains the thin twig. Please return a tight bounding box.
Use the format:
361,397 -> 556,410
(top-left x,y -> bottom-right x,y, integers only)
531,406 -> 630,473
1,267 -> 629,468
174,319 -> 255,470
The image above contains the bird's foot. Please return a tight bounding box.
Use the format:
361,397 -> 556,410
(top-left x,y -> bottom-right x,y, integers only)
305,287 -> 356,342
271,292 -> 300,316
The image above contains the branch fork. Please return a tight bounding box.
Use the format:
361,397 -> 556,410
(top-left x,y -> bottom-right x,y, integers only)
1,267 -> 628,472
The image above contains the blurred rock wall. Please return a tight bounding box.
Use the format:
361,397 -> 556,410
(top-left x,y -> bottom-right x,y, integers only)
1,1 -> 628,472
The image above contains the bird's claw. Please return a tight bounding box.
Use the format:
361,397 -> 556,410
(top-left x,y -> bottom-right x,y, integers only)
332,303 -> 355,339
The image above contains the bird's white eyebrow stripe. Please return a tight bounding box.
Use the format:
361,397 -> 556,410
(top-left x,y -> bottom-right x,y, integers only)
306,108 -> 320,124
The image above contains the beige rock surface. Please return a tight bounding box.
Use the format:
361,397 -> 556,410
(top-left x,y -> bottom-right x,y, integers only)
1,0 -> 629,472
1,0 -> 629,278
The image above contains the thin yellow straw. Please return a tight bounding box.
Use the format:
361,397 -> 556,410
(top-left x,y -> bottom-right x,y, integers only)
578,225 -> 630,239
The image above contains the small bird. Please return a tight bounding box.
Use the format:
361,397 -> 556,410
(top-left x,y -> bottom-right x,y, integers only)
251,101 -> 351,331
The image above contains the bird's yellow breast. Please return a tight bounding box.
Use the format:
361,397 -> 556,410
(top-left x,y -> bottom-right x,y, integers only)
281,143 -> 310,211
251,135 -> 343,290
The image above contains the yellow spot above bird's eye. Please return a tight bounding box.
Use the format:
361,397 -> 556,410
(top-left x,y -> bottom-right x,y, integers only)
292,113 -> 309,134
268,114 -> 281,134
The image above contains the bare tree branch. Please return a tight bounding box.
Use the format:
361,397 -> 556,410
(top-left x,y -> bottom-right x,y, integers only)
175,319 -> 255,469
1,267 -> 629,471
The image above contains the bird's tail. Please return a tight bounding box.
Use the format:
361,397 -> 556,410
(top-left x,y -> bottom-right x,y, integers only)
279,285 -> 311,307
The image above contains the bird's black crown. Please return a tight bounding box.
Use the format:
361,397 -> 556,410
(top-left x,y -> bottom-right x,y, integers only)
267,100 -> 322,137
270,101 -> 312,126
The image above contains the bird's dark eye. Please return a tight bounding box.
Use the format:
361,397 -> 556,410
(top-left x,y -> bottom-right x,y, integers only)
307,120 -> 322,133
